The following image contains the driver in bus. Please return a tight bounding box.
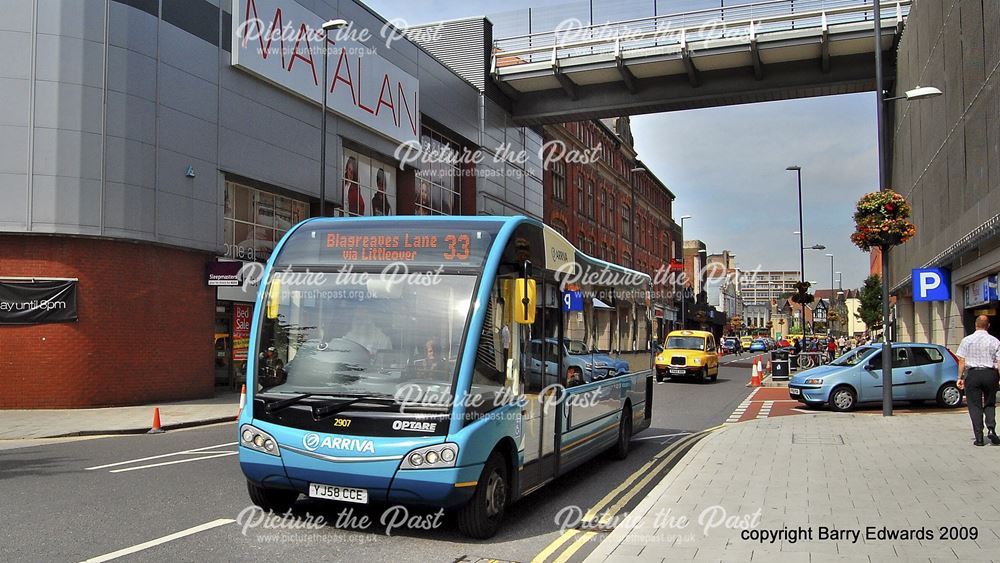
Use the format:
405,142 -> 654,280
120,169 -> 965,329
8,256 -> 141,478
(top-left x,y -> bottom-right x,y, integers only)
343,307 -> 392,355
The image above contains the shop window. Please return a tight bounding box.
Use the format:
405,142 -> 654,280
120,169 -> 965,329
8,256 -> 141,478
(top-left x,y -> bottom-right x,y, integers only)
341,148 -> 397,217
224,181 -> 308,262
414,126 -> 461,216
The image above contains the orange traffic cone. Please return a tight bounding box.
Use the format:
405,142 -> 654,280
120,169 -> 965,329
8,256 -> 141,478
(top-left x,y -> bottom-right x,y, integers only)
237,384 -> 247,419
148,407 -> 165,434
750,363 -> 762,387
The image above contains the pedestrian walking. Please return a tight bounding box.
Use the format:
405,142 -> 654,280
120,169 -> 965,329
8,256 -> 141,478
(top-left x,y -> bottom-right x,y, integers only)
826,337 -> 837,363
956,315 -> 1000,447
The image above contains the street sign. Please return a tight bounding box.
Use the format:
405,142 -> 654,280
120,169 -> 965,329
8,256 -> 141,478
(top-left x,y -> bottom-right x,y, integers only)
562,290 -> 583,312
912,268 -> 950,301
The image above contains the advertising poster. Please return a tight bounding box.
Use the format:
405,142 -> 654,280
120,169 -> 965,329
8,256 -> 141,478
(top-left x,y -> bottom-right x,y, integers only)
232,303 -> 253,361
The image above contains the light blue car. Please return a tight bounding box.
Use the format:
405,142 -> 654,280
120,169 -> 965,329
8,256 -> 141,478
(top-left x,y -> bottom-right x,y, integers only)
788,343 -> 963,412
748,339 -> 767,352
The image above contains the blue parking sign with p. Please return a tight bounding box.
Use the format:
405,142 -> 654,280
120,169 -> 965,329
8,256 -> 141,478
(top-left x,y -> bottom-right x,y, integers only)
912,268 -> 950,301
562,290 -> 583,311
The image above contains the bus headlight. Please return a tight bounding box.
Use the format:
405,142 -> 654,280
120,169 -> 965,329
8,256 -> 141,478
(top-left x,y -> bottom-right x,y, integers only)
240,424 -> 280,457
401,443 -> 459,470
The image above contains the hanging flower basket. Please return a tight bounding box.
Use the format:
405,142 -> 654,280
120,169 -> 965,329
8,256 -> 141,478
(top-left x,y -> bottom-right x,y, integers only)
850,190 -> 916,252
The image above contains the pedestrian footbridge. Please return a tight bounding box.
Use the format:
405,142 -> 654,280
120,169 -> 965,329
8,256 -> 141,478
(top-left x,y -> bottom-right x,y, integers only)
491,0 -> 910,124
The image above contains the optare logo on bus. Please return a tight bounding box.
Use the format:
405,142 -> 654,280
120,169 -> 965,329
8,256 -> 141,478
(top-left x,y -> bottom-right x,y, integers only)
303,433 -> 376,454
392,420 -> 437,433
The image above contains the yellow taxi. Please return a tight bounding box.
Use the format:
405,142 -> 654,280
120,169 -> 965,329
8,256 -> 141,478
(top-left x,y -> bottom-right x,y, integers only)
655,330 -> 720,383
739,335 -> 753,351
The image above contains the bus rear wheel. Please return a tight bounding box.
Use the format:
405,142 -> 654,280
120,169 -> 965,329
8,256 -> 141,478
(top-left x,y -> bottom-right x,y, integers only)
457,451 -> 508,539
247,480 -> 298,513
610,404 -> 632,460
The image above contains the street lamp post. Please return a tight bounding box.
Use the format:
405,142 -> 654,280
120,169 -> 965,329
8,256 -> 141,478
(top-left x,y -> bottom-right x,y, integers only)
319,19 -> 349,217
787,166 -> 805,337
873,0 -> 943,415
826,253 -> 835,333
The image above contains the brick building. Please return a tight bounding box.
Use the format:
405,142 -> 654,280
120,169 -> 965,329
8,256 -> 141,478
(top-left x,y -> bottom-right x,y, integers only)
542,117 -> 683,339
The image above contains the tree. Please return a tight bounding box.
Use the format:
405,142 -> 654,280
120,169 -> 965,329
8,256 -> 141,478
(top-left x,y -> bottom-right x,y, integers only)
857,274 -> 883,330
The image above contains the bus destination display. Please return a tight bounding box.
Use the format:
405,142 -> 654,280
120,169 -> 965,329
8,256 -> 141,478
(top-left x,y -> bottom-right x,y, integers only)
323,230 -> 491,266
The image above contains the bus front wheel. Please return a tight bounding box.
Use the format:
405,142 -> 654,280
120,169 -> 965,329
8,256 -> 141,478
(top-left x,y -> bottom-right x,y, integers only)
247,480 -> 298,513
457,451 -> 509,539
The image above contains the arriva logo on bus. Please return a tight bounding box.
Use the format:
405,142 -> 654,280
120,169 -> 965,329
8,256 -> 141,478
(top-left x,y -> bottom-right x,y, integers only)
303,433 -> 377,454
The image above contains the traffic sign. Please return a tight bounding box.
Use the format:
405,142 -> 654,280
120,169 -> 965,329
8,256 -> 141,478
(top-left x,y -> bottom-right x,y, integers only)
912,268 -> 950,301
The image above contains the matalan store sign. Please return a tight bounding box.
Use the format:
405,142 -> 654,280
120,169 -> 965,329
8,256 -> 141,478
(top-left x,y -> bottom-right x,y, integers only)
231,0 -> 420,144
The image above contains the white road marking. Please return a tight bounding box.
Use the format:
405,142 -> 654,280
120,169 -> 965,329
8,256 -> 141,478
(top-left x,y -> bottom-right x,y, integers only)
756,400 -> 774,419
724,387 -> 761,424
85,442 -> 237,471
108,452 -> 238,473
79,518 -> 235,563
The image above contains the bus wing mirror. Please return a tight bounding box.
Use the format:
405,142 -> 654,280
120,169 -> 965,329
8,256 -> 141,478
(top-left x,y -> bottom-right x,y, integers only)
513,279 -> 536,325
266,278 -> 281,319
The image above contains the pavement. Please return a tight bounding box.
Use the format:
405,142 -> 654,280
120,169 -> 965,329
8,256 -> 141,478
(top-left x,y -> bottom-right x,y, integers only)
584,411 -> 1000,563
0,391 -> 241,439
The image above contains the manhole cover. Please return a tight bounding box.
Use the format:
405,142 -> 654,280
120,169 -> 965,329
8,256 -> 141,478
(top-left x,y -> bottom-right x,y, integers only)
453,557 -> 521,563
792,433 -> 844,445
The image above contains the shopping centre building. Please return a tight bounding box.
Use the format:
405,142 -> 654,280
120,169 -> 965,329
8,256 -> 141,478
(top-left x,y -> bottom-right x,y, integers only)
0,0 -> 542,407
886,0 -> 1000,346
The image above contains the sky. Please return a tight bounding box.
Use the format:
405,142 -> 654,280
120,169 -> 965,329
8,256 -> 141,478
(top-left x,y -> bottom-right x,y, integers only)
364,0 -> 880,290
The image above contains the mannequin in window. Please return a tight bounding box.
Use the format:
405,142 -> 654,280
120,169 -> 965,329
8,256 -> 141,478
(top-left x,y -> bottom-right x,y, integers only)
344,156 -> 364,215
371,168 -> 391,216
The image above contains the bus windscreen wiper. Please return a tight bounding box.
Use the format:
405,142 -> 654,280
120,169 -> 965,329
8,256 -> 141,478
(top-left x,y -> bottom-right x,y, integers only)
263,393 -> 313,414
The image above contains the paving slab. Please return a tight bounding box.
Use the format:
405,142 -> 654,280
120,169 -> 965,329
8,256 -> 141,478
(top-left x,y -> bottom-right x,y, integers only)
585,412 -> 999,563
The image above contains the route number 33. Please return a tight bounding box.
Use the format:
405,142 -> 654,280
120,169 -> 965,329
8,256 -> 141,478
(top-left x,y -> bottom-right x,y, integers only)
443,234 -> 471,260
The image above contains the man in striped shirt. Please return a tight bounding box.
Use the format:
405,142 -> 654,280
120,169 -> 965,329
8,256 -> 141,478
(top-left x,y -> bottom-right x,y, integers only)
956,315 -> 1000,446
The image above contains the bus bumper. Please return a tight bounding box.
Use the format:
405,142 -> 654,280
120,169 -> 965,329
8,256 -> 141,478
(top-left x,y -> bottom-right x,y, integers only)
388,464 -> 483,508
243,447 -> 483,509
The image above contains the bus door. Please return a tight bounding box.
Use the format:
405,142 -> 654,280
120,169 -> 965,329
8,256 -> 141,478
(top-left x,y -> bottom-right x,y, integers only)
515,276 -> 559,492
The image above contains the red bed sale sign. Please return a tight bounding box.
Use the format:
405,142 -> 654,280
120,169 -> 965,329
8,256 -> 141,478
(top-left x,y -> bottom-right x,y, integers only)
231,0 -> 420,145
232,304 -> 253,361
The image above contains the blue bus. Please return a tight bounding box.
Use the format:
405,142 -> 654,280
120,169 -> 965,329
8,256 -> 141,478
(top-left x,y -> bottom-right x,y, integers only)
238,216 -> 654,537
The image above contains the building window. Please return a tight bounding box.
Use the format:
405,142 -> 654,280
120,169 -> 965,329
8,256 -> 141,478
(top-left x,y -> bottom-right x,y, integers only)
551,158 -> 566,202
600,190 -> 608,223
587,181 -> 595,217
414,126 -> 461,215
552,219 -> 568,238
622,206 -> 631,240
341,148 -> 398,217
576,176 -> 585,213
609,195 -> 616,232
224,181 -> 309,262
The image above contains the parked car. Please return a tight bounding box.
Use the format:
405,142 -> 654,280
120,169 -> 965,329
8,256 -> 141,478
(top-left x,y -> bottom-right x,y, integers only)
788,343 -> 962,412
748,339 -> 767,352
655,330 -> 720,383
776,338 -> 792,348
721,337 -> 740,355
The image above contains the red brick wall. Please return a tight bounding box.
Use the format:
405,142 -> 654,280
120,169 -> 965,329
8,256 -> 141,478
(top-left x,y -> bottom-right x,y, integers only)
0,235 -> 215,408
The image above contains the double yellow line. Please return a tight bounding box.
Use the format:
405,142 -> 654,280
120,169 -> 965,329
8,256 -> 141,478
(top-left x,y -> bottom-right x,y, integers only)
531,425 -> 723,563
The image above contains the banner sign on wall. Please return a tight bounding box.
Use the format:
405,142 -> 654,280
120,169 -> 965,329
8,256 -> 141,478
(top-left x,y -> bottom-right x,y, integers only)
232,303 -> 253,361
231,0 -> 420,145
0,280 -> 79,324
964,274 -> 998,309
207,261 -> 243,286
